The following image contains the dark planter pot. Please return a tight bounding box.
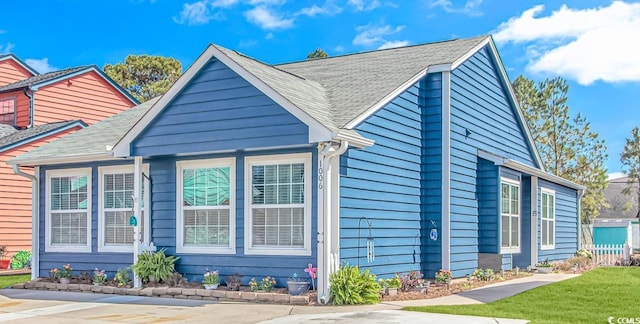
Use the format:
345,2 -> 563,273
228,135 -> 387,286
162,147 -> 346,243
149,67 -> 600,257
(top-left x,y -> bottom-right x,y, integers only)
287,281 -> 310,296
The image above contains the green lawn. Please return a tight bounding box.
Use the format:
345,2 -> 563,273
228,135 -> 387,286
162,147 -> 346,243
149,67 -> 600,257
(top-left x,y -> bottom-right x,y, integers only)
404,268 -> 640,324
0,274 -> 30,288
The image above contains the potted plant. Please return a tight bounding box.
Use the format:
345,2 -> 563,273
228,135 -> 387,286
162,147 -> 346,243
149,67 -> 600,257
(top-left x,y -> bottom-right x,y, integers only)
536,259 -> 554,273
287,273 -> 310,296
435,269 -> 453,285
203,269 -> 220,290
93,268 -> 107,286
385,275 -> 401,296
131,248 -> 178,283
54,264 -> 73,284
0,245 -> 7,269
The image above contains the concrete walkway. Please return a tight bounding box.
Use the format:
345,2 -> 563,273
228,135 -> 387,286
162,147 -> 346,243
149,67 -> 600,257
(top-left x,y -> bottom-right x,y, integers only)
262,273 -> 580,324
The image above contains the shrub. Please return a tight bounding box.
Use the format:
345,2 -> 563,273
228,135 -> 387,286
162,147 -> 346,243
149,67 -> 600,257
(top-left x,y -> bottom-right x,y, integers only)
554,256 -> 592,272
575,249 -> 593,259
131,248 -> 179,283
114,268 -> 131,287
398,270 -> 424,292
435,269 -> 453,283
329,264 -> 380,305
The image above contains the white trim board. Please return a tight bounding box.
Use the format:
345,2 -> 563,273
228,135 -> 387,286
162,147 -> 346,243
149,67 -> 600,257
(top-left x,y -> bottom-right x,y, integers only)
441,71 -> 451,270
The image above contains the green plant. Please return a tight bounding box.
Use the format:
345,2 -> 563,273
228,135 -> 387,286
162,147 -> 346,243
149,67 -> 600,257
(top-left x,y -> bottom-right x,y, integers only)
536,258 -> 553,268
131,248 -> 179,283
60,264 -> 73,279
203,269 -> 219,285
93,268 -> 107,284
329,264 -> 380,305
114,268 -> 131,287
49,267 -> 60,280
249,278 -> 259,292
260,276 -> 277,292
386,275 -> 402,289
575,249 -> 593,259
435,269 -> 453,283
10,251 -> 31,269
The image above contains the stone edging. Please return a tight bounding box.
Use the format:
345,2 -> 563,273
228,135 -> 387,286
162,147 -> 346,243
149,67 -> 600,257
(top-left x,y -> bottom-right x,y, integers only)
12,281 -> 310,305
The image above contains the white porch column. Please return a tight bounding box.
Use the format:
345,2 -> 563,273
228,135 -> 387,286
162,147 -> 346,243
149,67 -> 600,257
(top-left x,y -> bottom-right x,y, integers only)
133,156 -> 143,288
530,176 -> 538,266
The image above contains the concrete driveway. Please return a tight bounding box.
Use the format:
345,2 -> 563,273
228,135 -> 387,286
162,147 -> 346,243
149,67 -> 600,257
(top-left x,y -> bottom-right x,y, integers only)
0,273 -> 578,323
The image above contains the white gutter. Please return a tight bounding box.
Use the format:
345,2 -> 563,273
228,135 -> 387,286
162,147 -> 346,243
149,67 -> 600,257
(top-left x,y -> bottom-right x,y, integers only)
12,164 -> 39,280
317,140 -> 348,304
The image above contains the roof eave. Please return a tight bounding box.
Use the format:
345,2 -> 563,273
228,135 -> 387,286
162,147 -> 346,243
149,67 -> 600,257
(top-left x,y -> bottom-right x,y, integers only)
0,120 -> 87,153
478,150 -> 585,191
8,153 -> 121,167
333,129 -> 375,148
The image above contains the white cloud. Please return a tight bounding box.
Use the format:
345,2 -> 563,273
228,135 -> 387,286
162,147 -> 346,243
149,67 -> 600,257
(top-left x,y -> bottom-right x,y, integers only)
244,6 -> 294,29
25,58 -> 56,73
211,0 -> 238,7
353,23 -> 405,47
334,45 -> 345,52
0,43 -> 15,54
247,0 -> 285,5
378,40 -> 410,49
298,1 -> 342,17
494,1 -> 640,85
348,0 -> 380,11
429,0 -> 483,17
173,0 -> 223,25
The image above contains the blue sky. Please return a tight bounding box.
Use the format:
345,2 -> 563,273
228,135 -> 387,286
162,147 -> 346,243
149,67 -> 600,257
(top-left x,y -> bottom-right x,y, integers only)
1,0 -> 638,173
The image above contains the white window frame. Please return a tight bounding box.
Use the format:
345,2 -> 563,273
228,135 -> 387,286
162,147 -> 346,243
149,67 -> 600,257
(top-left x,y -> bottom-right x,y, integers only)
500,177 -> 521,254
176,157 -> 236,254
540,188 -> 556,250
0,97 -> 16,125
244,153 -> 312,256
45,168 -> 92,253
97,164 -> 150,253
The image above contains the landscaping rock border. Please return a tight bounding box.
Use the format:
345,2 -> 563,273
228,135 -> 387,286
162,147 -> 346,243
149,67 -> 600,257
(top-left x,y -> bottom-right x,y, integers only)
12,280 -> 309,305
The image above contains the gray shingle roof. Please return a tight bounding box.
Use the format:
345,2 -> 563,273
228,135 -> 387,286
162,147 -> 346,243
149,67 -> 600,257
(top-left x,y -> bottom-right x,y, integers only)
277,35 -> 488,127
0,66 -> 88,93
0,121 -> 83,151
0,124 -> 17,138
9,97 -> 159,164
11,36 -> 490,165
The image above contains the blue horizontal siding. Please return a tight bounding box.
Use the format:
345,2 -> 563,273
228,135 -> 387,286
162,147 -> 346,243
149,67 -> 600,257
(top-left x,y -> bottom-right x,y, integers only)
477,158 -> 498,253
37,147 -> 318,286
132,58 -> 309,157
538,179 -> 579,263
340,81 -> 426,277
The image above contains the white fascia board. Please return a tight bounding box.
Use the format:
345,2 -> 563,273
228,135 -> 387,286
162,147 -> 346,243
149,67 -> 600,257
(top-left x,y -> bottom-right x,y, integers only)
9,154 -> 122,167
210,46 -> 333,144
478,150 -> 585,191
111,45 -> 218,157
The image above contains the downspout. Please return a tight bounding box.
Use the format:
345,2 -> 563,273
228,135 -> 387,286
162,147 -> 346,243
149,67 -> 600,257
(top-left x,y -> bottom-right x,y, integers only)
317,140 -> 348,304
12,164 -> 39,280
22,87 -> 34,128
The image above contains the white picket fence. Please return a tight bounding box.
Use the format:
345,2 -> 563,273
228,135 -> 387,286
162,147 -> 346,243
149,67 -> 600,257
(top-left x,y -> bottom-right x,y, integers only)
583,243 -> 633,266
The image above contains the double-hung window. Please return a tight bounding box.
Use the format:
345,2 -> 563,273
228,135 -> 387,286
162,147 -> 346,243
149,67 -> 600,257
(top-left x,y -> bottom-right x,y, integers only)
0,98 -> 16,125
541,189 -> 555,249
500,178 -> 520,253
245,153 -> 311,256
98,165 -> 149,252
46,168 -> 91,252
176,158 -> 235,254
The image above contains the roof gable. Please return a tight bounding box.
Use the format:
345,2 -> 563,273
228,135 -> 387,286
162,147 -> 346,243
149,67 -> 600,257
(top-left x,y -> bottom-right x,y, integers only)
0,65 -> 138,104
111,44 -> 336,157
0,54 -> 39,76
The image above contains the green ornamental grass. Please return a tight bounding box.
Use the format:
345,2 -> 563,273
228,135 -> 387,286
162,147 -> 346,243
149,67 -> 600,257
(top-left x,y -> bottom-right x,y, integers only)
404,267 -> 640,324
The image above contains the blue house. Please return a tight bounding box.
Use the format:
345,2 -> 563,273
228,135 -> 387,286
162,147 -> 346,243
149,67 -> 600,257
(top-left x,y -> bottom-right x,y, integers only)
9,35 -> 584,302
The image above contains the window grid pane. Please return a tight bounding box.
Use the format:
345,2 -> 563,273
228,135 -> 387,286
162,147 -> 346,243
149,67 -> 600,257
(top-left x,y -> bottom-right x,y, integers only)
251,162 -> 305,249
0,98 -> 15,125
500,181 -> 520,249
50,175 -> 88,246
103,172 -> 145,246
181,165 -> 231,248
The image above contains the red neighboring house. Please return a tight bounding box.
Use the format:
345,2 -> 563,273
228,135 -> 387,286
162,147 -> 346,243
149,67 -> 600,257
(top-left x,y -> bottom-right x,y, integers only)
0,54 -> 138,266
